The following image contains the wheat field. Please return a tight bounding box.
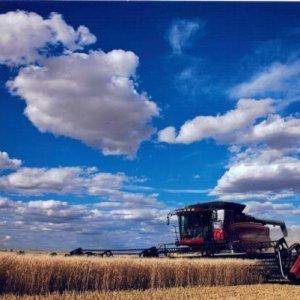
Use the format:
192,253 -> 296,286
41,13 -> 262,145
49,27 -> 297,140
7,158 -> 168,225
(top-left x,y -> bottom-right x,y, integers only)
0,252 -> 264,295
2,284 -> 300,300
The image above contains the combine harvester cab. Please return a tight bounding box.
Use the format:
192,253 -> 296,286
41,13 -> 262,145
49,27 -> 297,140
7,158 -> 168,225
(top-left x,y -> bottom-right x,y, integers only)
172,201 -> 286,253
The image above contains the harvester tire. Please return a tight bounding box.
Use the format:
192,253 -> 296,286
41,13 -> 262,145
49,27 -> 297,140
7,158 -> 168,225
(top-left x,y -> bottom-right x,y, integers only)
288,273 -> 300,285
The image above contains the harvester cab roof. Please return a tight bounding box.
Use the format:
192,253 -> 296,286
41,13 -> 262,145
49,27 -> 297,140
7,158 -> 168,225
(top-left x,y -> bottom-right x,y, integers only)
175,201 -> 245,214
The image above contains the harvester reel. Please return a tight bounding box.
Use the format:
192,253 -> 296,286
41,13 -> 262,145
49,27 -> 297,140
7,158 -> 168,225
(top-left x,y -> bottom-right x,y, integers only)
101,250 -> 113,257
139,247 -> 159,257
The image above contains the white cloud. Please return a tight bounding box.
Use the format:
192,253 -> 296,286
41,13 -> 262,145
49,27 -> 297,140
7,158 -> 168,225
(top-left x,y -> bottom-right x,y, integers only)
288,225 -> 300,243
0,10 -> 96,66
157,126 -> 177,144
244,201 -> 300,217
22,200 -> 87,223
0,197 -> 172,250
214,191 -> 295,202
0,197 -> 16,208
212,148 -> 300,199
168,19 -> 204,54
8,50 -> 159,157
0,166 -> 126,196
238,115 -> 300,150
229,60 -> 300,101
158,98 -> 274,144
0,151 -> 22,170
1,10 -> 159,157
162,188 -> 209,194
158,98 -> 299,152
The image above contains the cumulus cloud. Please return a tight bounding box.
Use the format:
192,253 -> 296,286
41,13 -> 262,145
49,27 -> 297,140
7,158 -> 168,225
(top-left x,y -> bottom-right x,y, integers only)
158,98 -> 274,144
168,19 -> 204,54
158,98 -> 299,152
212,148 -> 300,199
244,201 -> 300,217
1,10 -> 159,157
0,166 -> 126,196
8,50 -> 159,157
0,151 -> 22,170
0,10 -> 96,66
0,153 -> 171,249
237,115 -> 300,150
229,60 -> 300,102
19,199 -> 87,223
0,197 -> 172,250
157,126 -> 177,144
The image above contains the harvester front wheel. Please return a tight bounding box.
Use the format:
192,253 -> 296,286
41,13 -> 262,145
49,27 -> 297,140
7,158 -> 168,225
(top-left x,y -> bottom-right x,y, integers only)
288,273 -> 300,285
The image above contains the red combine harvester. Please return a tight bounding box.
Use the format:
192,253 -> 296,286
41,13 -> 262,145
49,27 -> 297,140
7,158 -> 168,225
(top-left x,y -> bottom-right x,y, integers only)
170,201 -> 287,253
70,201 -> 300,284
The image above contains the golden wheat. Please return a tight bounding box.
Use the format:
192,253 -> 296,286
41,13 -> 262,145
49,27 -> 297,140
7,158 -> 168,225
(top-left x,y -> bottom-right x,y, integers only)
2,284 -> 300,300
0,253 -> 264,295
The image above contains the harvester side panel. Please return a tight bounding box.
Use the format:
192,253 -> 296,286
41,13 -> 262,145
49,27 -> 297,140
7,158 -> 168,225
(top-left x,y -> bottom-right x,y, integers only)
289,255 -> 300,283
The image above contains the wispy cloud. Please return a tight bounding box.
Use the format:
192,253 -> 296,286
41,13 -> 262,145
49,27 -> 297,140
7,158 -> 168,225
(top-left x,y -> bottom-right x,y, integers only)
229,59 -> 300,104
124,185 -> 210,195
167,19 -> 205,54
123,185 -> 155,193
162,188 -> 210,194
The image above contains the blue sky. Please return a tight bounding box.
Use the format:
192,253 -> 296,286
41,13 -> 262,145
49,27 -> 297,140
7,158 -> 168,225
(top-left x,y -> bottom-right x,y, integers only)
0,2 -> 299,250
